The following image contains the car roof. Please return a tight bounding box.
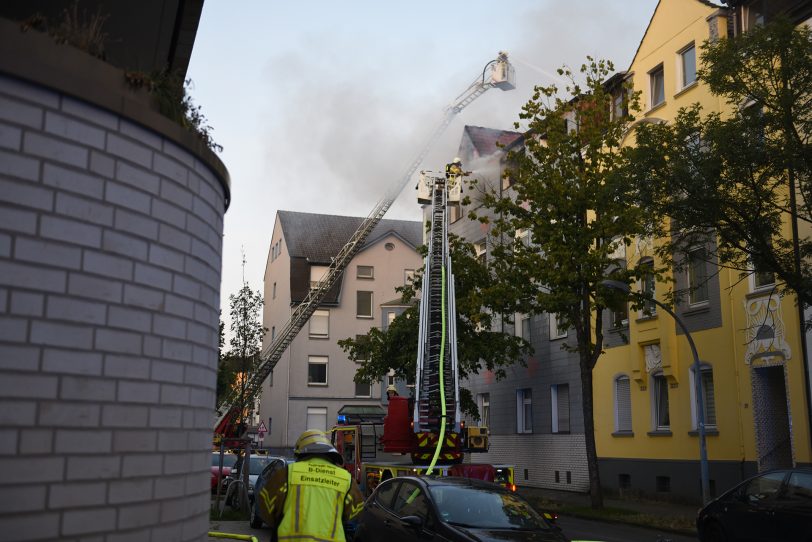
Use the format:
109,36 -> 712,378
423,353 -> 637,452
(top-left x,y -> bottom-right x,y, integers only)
394,475 -> 510,491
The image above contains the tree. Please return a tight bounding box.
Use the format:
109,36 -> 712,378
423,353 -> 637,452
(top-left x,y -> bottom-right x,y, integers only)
630,18 -> 812,307
227,284 -> 266,427
338,234 -> 531,419
473,59 -> 661,508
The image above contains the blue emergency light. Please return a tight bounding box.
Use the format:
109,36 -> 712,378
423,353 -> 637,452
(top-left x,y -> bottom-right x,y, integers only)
337,414 -> 348,424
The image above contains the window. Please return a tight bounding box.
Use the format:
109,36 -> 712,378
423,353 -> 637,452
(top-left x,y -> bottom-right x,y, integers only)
516,389 -> 533,433
271,326 -> 276,341
305,407 -> 327,432
356,291 -> 373,318
272,282 -> 277,299
753,267 -> 776,290
680,44 -> 697,87
354,376 -> 371,398
307,356 -> 328,386
478,393 -> 490,428
357,265 -> 374,279
374,480 -> 399,508
612,90 -> 628,120
549,313 -> 567,340
687,247 -> 709,305
649,64 -> 665,108
614,376 -> 632,433
309,309 -> 329,338
387,311 -> 396,327
387,369 -> 396,388
392,482 -> 430,522
474,240 -> 487,264
310,265 -> 328,289
690,364 -> 717,429
640,258 -> 656,316
787,472 -> 812,499
355,335 -> 367,363
612,302 -> 629,329
516,313 -> 531,340
651,371 -> 670,431
551,384 -> 570,433
515,228 -> 530,248
404,269 -> 415,285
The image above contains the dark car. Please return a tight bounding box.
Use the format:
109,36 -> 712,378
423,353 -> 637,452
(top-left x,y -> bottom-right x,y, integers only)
697,468 -> 812,542
354,476 -> 570,542
249,456 -> 295,529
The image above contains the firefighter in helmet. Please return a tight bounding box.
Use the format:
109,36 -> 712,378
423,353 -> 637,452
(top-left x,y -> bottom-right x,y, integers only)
257,430 -> 364,542
445,157 -> 463,179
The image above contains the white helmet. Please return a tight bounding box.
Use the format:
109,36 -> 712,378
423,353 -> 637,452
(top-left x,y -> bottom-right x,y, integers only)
452,157 -> 462,164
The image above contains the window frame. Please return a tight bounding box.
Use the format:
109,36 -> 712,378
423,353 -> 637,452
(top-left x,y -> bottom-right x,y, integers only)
651,371 -> 671,431
309,265 -> 329,290
687,247 -> 709,306
357,265 -> 374,280
478,393 -> 490,429
551,383 -> 570,434
549,313 -> 567,340
305,406 -> 328,432
614,375 -> 633,434
354,376 -> 372,398
404,269 -> 415,285
516,388 -> 533,434
307,355 -> 328,386
649,64 -> 665,108
356,290 -> 374,319
689,363 -> 717,430
679,43 -> 697,89
639,258 -> 657,317
309,309 -> 330,339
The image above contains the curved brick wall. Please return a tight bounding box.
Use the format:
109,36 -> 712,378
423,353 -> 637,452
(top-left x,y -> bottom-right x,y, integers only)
0,71 -> 227,541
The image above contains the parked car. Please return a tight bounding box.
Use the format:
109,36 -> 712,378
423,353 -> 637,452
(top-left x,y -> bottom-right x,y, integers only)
226,454 -> 280,508
249,457 -> 295,529
354,475 -> 570,542
697,467 -> 812,542
211,451 -> 237,492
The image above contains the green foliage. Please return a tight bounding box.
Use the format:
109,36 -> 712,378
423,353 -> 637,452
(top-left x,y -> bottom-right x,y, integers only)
339,234 -> 531,418
20,1 -> 109,60
630,18 -> 812,306
223,285 -> 267,417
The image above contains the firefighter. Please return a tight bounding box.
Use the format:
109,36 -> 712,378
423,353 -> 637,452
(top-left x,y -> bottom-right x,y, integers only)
257,430 -> 364,542
445,157 -> 463,179
386,384 -> 399,400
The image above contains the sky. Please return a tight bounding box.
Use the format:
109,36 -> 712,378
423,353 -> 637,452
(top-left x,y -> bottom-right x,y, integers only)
186,0 -> 661,327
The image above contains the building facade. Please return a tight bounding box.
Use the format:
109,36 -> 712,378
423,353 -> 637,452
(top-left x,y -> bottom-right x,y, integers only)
448,126 -> 591,492
259,211 -> 422,453
594,0 -> 812,503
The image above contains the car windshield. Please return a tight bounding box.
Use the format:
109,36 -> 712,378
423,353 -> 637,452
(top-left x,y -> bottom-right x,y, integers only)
249,457 -> 273,475
429,485 -> 550,531
212,454 -> 237,468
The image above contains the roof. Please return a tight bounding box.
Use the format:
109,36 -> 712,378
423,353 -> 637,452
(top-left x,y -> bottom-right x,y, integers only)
278,210 -> 422,263
462,125 -> 522,158
381,298 -> 412,307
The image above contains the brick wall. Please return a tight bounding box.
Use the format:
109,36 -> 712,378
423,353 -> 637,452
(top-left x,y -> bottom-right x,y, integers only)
0,73 -> 226,541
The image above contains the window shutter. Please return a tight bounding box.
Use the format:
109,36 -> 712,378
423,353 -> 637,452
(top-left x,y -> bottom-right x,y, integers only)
616,377 -> 632,432
557,384 -> 570,432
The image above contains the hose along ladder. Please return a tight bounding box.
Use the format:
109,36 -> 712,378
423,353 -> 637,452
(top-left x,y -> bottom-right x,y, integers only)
215,52 -> 515,432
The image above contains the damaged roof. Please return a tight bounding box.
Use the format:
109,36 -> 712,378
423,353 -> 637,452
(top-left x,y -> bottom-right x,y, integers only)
278,210 -> 422,263
462,125 -> 523,158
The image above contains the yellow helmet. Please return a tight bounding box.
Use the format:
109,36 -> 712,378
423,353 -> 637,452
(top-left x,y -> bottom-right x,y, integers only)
294,430 -> 343,465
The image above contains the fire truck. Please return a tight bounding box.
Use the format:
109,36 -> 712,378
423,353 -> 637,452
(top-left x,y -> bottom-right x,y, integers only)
330,165 -> 515,496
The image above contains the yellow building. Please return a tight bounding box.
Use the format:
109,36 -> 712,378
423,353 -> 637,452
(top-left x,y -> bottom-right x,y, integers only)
594,0 -> 812,503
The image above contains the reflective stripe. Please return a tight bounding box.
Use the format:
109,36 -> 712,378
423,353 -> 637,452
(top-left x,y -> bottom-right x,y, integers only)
294,485 -> 301,532
330,490 -> 340,538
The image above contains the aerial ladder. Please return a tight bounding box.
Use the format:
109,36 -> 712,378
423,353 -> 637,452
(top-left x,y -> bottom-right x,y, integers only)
214,52 -> 516,441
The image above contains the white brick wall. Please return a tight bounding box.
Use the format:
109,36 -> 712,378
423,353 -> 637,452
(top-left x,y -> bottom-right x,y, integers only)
0,74 -> 227,541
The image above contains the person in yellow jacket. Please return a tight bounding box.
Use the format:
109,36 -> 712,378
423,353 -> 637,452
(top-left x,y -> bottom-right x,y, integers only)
257,430 -> 365,542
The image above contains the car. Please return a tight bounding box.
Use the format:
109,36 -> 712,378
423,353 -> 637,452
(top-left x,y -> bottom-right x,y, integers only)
249,456 -> 295,529
211,451 -> 237,492
227,454 -> 281,508
696,467 -> 812,542
354,475 -> 570,542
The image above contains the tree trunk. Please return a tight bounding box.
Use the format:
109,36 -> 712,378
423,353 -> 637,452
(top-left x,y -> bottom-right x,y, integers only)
580,349 -> 603,508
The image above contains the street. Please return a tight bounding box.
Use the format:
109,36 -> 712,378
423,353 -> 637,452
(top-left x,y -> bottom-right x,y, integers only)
209,518 -> 699,542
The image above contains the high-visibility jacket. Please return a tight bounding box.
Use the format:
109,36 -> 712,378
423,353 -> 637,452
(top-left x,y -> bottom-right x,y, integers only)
258,456 -> 364,542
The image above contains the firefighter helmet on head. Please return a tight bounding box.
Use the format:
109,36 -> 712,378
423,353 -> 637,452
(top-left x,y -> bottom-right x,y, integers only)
294,430 -> 343,465
452,157 -> 461,164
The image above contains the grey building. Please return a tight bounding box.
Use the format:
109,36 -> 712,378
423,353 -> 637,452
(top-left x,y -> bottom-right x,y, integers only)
259,211 -> 422,453
449,125 -> 590,492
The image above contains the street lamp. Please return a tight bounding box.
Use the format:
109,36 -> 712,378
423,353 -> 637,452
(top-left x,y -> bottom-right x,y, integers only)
601,279 -> 711,505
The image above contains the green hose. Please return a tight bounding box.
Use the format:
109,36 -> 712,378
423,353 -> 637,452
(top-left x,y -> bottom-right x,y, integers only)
425,265 -> 448,476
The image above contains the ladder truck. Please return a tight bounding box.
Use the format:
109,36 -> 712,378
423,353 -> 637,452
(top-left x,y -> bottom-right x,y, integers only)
330,169 -> 514,496
214,52 -> 516,446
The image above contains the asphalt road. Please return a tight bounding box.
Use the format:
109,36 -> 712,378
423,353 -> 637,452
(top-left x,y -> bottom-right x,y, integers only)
556,515 -> 698,542
210,518 -> 699,542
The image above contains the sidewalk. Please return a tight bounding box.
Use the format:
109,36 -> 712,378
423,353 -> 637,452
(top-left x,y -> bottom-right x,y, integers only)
519,486 -> 699,535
